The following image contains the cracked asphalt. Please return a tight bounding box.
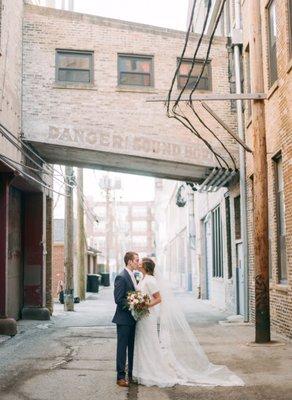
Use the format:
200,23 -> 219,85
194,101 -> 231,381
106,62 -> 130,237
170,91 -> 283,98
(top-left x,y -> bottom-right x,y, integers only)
0,287 -> 292,400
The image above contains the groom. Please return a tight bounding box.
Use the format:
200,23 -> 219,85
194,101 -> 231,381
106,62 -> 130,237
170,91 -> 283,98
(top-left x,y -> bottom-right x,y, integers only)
112,251 -> 139,387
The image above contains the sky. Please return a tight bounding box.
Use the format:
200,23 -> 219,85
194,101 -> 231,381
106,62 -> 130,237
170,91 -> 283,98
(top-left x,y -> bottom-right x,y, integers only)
72,0 -> 189,31
54,169 -> 156,219
52,0 -> 189,216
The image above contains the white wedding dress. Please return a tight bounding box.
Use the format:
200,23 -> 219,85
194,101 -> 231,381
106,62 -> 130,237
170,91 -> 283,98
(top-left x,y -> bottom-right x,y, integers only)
133,273 -> 244,388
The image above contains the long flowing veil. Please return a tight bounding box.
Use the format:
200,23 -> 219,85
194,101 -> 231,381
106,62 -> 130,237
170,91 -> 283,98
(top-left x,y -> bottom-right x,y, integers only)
154,269 -> 244,386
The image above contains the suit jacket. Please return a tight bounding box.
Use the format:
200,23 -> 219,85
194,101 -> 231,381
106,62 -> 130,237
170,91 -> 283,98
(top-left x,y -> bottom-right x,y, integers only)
112,269 -> 136,325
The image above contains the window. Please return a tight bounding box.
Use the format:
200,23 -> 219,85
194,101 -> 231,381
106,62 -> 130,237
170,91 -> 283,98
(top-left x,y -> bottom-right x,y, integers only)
275,156 -> 287,283
225,196 -> 232,279
212,206 -> 223,278
118,54 -> 153,87
56,50 -> 93,84
267,0 -> 278,87
177,59 -> 212,91
289,0 -> 292,57
234,196 -> 241,241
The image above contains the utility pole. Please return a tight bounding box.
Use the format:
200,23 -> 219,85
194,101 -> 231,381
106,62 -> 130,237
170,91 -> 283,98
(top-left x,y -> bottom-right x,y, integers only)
77,168 -> 86,300
99,175 -> 121,274
233,0 -> 249,322
64,166 -> 74,311
250,1 -> 270,343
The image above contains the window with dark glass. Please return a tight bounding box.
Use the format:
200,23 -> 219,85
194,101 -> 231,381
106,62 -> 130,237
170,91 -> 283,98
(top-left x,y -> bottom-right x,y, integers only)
275,156 -> 287,283
225,196 -> 232,279
56,50 -> 93,84
234,196 -> 241,241
267,0 -> 278,87
118,54 -> 153,87
177,59 -> 212,91
212,205 -> 223,278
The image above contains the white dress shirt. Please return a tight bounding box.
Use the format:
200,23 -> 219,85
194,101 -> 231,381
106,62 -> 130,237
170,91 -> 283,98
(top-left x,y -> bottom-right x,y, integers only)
125,267 -> 138,290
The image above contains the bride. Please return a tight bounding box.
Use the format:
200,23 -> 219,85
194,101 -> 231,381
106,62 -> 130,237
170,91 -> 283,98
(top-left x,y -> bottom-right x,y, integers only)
133,257 -> 244,387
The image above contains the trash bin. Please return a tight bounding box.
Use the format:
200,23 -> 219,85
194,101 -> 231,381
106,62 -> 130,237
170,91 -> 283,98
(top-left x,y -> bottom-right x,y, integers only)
87,274 -> 101,293
101,272 -> 110,287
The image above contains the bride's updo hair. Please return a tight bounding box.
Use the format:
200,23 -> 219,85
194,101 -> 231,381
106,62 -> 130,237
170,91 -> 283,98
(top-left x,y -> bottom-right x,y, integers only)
142,257 -> 155,276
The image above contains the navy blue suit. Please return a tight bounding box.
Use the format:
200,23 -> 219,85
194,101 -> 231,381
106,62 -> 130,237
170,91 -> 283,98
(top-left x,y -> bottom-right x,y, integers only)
112,269 -> 136,380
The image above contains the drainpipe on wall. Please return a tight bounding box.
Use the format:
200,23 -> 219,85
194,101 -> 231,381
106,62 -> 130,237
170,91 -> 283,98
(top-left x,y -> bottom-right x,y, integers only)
187,188 -> 196,293
233,0 -> 249,322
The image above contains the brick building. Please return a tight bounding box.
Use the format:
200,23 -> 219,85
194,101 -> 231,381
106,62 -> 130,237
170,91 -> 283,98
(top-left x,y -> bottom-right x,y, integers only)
21,2 -> 238,182
0,0 -> 52,336
0,0 -> 290,339
186,0 -> 292,336
242,0 -> 292,337
52,218 -> 100,298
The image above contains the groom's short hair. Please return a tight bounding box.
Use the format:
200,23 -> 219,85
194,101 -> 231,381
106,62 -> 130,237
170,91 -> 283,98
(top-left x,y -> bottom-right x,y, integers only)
124,251 -> 138,266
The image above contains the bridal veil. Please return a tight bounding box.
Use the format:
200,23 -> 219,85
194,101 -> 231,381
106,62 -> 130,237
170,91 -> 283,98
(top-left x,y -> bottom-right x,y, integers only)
154,269 -> 244,387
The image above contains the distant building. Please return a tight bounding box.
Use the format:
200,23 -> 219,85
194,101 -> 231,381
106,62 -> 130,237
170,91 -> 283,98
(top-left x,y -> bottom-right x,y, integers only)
85,200 -> 155,273
52,218 -> 100,299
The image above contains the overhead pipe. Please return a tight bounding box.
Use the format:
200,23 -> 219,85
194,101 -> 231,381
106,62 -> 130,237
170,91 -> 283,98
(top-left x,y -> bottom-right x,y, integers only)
208,169 -> 231,191
197,167 -> 219,192
213,170 -> 238,191
204,168 -> 226,190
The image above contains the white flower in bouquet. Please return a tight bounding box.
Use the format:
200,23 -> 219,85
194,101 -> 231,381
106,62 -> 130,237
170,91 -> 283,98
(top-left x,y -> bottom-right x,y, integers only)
125,290 -> 151,321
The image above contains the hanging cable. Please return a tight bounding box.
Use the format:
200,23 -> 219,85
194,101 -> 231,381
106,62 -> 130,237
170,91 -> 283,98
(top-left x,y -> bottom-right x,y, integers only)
0,154 -> 69,197
0,123 -> 53,174
166,0 -> 234,171
166,0 -> 198,115
166,0 -> 227,167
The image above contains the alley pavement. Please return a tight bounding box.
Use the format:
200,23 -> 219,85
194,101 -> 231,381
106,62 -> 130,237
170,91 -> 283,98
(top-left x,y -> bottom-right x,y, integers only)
0,287 -> 292,400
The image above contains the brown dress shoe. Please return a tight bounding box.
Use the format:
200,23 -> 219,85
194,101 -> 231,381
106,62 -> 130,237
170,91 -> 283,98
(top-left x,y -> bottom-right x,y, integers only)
116,379 -> 129,387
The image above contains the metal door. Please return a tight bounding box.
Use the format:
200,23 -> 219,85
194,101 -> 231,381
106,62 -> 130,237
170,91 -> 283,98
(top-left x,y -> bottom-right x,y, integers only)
7,187 -> 23,320
236,242 -> 245,315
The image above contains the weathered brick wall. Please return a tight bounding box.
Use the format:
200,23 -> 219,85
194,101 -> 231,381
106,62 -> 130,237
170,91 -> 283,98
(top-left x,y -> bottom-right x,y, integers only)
0,0 -> 23,162
22,4 -> 238,174
243,0 -> 292,337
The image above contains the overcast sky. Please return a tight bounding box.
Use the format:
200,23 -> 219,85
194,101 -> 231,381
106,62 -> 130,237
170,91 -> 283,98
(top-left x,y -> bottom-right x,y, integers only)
73,0 -> 189,31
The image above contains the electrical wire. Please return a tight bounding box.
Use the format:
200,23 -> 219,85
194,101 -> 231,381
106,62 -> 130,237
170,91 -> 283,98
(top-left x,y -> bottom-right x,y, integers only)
0,123 -> 76,192
166,0 -> 228,167
0,154 -> 69,197
0,123 -> 53,173
166,0 -> 233,171
166,0 -> 198,115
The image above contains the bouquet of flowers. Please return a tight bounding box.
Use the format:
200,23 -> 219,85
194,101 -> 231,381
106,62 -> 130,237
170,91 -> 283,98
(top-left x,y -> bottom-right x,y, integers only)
125,291 -> 151,321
